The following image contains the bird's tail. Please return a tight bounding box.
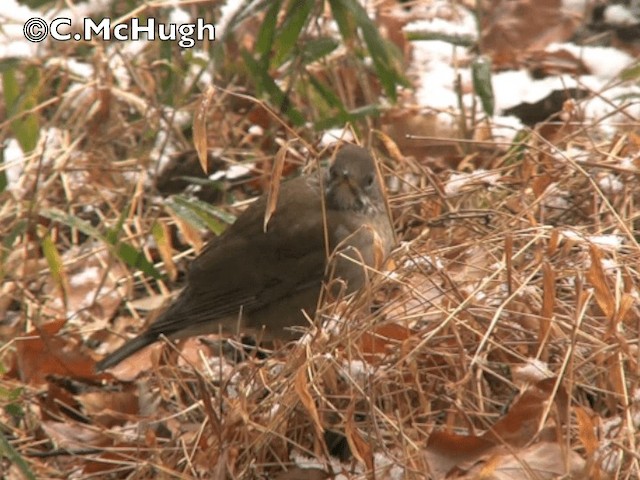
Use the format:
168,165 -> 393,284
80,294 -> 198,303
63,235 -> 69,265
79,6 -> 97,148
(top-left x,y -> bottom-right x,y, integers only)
94,332 -> 158,372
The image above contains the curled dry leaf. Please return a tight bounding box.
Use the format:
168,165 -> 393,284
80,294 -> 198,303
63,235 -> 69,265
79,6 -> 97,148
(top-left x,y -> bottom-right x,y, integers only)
263,142 -> 289,232
375,129 -> 404,163
370,224 -> 387,270
587,244 -> 616,319
356,322 -> 414,359
574,406 -> 599,459
345,401 -> 374,472
152,219 -> 178,281
168,210 -> 205,254
295,364 -> 324,441
194,85 -> 216,174
425,377 -> 572,478
457,441 -> 586,480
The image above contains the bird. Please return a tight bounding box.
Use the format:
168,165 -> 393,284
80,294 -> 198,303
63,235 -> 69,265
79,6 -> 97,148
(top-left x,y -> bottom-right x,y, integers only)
95,144 -> 394,371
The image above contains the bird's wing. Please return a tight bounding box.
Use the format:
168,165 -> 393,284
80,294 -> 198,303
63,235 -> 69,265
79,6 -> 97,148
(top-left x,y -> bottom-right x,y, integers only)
156,176 -> 329,327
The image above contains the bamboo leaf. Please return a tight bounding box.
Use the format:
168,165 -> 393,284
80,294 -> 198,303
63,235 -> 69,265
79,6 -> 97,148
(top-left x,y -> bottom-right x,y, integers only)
40,209 -> 162,279
41,232 -> 67,300
255,0 -> 282,60
273,0 -> 315,65
241,49 -> 305,125
166,195 -> 235,235
472,56 -> 495,117
2,64 -> 40,152
329,0 -> 407,100
0,430 -> 36,480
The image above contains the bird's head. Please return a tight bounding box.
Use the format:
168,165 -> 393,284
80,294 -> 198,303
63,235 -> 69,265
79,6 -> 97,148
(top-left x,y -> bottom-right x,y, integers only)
325,145 -> 383,212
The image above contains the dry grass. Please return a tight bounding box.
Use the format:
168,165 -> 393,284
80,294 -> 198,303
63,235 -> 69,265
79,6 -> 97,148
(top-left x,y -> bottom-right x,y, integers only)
1,2 -> 640,479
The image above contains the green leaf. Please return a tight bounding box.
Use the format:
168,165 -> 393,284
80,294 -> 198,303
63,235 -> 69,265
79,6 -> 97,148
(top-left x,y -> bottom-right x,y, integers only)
0,430 -> 36,480
405,30 -> 474,46
175,175 -> 225,188
300,37 -> 340,65
0,385 -> 24,401
273,0 -> 315,65
151,221 -> 167,243
314,104 -> 381,130
5,402 -> 24,418
221,0 -> 273,42
0,143 -> 7,193
620,62 -> 640,82
502,130 -> 531,165
41,232 -> 66,298
2,64 -> 40,152
255,0 -> 282,60
241,49 -> 305,125
114,242 -> 161,279
0,220 -> 28,283
328,0 -> 407,100
2,66 -> 19,112
472,56 -> 495,117
308,74 -> 347,110
40,209 -> 103,239
166,195 -> 235,235
307,73 -> 353,128
40,209 -> 162,279
328,0 -> 357,41
105,204 -> 130,245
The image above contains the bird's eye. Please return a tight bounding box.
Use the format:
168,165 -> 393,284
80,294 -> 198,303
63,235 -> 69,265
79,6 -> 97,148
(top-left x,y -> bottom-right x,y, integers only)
365,174 -> 375,186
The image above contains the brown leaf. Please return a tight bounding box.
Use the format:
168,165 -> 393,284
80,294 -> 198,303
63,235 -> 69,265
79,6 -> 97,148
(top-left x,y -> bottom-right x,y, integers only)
375,129 -> 404,162
540,261 -> 555,360
486,377 -> 568,447
170,211 -> 205,254
345,401 -> 374,471
41,420 -> 109,449
193,86 -> 215,174
263,142 -> 290,232
458,441 -> 586,479
425,430 -> 495,477
611,292 -> 635,334
532,173 -> 553,198
575,406 -> 598,458
481,0 -> 581,66
357,323 -> 413,356
76,388 -> 140,428
153,219 -> 177,281
295,364 -> 324,440
11,320 -> 97,384
425,379 -> 576,479
103,342 -> 163,381
586,244 -> 615,319
368,224 -> 386,270
427,378 -> 568,477
547,228 -> 560,256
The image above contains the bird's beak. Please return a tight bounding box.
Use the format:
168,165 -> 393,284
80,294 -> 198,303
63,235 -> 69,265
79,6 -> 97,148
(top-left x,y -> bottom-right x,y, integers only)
338,171 -> 358,193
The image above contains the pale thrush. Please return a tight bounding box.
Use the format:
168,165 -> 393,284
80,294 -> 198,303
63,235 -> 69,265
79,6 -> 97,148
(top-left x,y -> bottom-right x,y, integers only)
95,144 -> 394,371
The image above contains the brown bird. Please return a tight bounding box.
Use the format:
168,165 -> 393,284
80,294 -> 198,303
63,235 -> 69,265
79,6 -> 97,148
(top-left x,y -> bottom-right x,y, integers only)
95,144 -> 394,371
